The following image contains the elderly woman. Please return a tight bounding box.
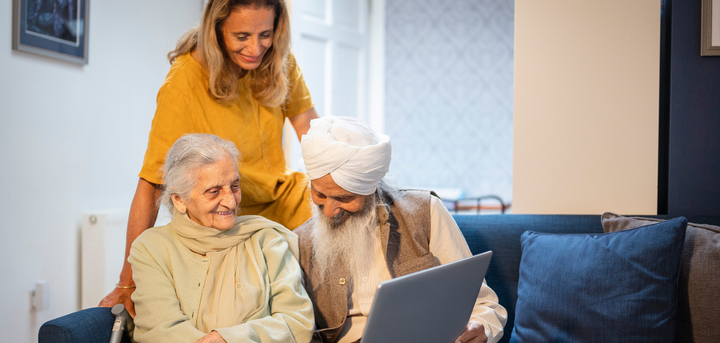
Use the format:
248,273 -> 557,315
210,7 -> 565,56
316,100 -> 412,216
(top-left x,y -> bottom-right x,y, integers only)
129,134 -> 314,343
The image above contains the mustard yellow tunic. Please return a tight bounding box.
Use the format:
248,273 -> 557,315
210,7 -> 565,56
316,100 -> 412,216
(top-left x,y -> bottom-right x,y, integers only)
139,53 -> 313,229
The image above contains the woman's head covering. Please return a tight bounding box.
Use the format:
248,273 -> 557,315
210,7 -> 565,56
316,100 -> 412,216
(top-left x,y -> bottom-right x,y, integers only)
301,116 -> 391,195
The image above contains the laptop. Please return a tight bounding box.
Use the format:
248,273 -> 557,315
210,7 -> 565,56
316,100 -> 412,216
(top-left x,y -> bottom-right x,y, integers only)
360,251 -> 493,343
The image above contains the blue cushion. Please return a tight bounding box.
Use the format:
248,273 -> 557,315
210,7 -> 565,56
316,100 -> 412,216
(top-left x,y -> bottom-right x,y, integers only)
509,217 -> 687,342
39,307 -> 130,343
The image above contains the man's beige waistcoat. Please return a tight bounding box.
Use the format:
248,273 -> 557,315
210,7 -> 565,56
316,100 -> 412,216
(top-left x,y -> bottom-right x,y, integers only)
294,185 -> 439,343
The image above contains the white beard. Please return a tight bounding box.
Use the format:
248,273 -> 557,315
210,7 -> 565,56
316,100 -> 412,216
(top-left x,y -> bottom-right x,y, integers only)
310,195 -> 378,285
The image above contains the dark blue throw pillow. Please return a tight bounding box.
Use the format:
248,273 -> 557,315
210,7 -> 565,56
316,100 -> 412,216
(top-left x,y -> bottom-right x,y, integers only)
510,217 -> 687,343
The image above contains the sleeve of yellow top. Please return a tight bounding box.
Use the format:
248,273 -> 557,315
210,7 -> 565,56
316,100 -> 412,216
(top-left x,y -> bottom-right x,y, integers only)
215,231 -> 315,343
283,53 -> 315,119
129,239 -> 207,343
139,85 -> 197,185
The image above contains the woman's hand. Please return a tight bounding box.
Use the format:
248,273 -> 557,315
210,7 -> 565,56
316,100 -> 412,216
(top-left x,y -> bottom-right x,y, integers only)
98,287 -> 136,317
455,321 -> 487,343
194,331 -> 227,343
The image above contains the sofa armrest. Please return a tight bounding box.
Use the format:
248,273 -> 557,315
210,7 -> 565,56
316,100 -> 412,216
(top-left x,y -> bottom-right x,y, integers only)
39,307 -> 130,343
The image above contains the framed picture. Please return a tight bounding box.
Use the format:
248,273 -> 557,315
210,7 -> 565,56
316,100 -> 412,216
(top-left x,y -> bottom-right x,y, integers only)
12,0 -> 89,64
702,0 -> 720,56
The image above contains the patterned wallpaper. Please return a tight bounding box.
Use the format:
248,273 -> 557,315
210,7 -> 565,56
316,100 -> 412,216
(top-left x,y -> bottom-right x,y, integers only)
385,0 -> 514,203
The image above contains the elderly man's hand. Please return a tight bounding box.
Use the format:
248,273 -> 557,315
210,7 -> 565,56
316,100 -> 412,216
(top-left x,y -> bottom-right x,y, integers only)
98,288 -> 136,318
455,321 -> 487,343
194,331 -> 227,343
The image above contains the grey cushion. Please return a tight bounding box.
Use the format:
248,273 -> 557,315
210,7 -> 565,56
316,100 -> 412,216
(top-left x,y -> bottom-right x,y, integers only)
601,212 -> 720,343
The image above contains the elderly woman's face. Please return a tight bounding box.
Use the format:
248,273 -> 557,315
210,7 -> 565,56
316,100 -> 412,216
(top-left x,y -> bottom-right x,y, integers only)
221,6 -> 275,72
173,155 -> 241,230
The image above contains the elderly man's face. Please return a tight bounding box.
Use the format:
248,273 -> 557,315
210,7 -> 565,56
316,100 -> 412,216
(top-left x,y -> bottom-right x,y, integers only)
310,174 -> 368,225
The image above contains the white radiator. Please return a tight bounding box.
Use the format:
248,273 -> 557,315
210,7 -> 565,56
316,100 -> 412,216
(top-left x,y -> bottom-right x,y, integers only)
81,208 -> 129,309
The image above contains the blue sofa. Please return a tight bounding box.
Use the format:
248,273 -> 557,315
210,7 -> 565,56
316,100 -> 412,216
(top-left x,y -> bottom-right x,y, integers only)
455,214 -> 720,343
40,214 -> 720,343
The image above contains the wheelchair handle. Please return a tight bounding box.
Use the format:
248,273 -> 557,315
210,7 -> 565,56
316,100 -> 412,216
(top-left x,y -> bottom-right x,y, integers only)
109,304 -> 134,343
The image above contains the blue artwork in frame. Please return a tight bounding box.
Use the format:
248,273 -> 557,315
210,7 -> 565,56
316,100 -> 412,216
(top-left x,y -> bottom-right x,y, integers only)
12,0 -> 89,64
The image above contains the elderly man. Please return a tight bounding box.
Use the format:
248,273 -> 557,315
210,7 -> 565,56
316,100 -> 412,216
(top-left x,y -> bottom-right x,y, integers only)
294,116 -> 507,343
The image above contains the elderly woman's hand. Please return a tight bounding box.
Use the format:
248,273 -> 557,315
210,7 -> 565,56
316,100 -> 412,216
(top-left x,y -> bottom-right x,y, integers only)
194,331 -> 227,343
455,321 -> 487,343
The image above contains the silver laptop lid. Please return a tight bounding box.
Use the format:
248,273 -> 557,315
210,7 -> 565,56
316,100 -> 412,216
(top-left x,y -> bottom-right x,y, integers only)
360,251 -> 493,343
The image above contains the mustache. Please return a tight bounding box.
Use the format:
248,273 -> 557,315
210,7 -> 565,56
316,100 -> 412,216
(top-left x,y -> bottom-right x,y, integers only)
316,194 -> 378,230
317,205 -> 353,229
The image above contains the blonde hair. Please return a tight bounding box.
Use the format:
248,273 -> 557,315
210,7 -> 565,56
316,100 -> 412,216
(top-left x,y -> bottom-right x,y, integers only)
168,0 -> 291,107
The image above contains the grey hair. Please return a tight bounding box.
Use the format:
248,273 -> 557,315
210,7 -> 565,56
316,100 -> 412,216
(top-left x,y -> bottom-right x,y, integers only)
159,133 -> 240,213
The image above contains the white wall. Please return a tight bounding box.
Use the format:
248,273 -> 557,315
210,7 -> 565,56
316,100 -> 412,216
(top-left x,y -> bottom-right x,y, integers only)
513,0 -> 661,214
0,1 -> 201,341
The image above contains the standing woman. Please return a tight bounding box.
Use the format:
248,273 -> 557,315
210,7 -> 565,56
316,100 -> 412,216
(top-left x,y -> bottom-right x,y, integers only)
100,0 -> 318,316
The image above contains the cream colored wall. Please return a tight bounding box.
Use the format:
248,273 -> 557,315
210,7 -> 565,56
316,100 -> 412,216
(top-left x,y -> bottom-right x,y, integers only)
513,0 -> 661,214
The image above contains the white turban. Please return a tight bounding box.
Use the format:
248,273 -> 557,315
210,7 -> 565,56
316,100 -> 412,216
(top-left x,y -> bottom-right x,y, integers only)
301,116 -> 391,195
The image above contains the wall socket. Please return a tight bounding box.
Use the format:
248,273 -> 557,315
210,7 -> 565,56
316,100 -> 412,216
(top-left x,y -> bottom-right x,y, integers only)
29,280 -> 50,311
